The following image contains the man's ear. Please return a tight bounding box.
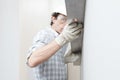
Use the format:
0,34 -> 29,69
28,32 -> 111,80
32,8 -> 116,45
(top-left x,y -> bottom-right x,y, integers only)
51,17 -> 56,23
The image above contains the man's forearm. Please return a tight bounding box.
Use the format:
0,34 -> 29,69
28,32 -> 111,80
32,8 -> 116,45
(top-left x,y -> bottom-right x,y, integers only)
28,40 -> 61,67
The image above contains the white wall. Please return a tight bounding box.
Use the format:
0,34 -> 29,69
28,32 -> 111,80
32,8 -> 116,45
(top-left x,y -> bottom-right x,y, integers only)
82,0 -> 120,80
0,0 -> 20,80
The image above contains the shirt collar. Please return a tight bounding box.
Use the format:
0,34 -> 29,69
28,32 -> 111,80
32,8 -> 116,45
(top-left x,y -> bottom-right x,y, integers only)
49,27 -> 59,37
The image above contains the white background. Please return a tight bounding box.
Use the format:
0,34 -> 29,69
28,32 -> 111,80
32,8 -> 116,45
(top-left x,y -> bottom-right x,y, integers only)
82,0 -> 120,80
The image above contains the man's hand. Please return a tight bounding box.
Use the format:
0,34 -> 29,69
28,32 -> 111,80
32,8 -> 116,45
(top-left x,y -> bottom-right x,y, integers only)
55,19 -> 83,46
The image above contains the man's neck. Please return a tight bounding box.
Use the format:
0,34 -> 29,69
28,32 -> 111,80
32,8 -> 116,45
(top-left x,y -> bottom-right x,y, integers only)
51,25 -> 60,34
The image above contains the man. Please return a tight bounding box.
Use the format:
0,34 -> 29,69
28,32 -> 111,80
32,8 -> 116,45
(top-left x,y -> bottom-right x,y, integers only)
27,12 -> 82,80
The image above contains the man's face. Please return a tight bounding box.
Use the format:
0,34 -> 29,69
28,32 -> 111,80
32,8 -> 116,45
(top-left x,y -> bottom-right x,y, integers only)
54,14 -> 67,33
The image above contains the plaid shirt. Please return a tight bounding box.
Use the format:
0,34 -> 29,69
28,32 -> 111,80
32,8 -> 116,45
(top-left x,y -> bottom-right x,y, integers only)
27,27 -> 68,80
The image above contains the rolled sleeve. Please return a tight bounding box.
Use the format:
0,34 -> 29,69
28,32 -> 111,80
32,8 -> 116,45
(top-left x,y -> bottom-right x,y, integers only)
26,30 -> 48,66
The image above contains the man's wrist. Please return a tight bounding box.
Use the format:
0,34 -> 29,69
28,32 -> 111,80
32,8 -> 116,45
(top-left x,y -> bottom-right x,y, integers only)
55,35 -> 67,46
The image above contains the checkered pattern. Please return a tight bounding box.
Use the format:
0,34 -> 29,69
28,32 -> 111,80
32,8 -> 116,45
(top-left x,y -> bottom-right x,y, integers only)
27,27 -> 68,80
